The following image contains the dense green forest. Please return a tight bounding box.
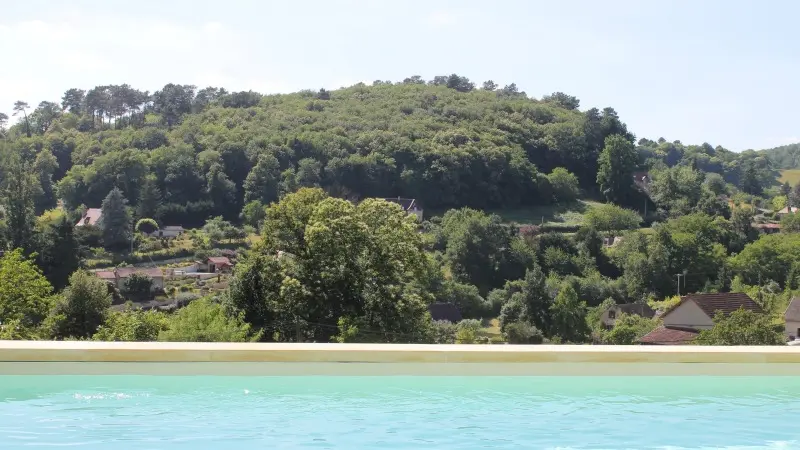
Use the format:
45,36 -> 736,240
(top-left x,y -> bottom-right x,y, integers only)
0,74 -> 793,344
760,143 -> 800,169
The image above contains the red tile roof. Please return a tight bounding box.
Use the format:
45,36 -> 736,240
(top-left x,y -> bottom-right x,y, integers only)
207,256 -> 232,265
639,326 -> 699,345
681,292 -> 762,319
95,270 -> 116,279
76,208 -> 102,227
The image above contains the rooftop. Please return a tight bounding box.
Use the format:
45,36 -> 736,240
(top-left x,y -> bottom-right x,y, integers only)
612,303 -> 656,318
76,208 -> 102,227
639,326 -> 699,345
680,292 -> 763,319
207,256 -> 232,265
785,298 -> 800,322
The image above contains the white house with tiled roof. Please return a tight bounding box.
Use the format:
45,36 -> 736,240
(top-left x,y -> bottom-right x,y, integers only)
639,293 -> 763,345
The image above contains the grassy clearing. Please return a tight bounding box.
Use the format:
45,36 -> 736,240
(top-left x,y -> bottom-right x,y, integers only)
489,200 -> 602,227
779,169 -> 800,185
478,318 -> 504,343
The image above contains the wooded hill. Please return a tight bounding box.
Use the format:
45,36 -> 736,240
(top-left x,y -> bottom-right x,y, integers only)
0,75 -> 777,228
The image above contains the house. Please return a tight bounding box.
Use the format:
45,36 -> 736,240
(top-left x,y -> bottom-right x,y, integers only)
95,267 -> 164,291
382,197 -> 423,221
428,303 -> 463,323
754,223 -> 781,234
76,208 -> 102,227
148,225 -> 186,239
639,292 -> 762,345
199,256 -> 233,273
600,303 -> 656,329
778,206 -> 800,216
784,298 -> 800,341
660,292 -> 762,330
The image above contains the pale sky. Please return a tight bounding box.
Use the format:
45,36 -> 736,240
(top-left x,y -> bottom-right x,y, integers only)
2,0 -> 799,151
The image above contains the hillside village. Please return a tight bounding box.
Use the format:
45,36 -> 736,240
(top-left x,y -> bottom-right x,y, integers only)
0,76 -> 798,344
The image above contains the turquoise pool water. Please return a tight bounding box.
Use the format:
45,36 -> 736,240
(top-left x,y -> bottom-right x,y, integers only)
1,375 -> 798,449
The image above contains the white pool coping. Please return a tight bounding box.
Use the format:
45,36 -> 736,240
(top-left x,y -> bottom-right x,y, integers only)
2,341 -> 800,376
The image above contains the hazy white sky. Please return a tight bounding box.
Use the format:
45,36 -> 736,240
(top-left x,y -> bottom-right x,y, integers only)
2,0 -> 799,150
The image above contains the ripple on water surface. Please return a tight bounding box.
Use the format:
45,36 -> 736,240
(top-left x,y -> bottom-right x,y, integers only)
0,376 -> 799,449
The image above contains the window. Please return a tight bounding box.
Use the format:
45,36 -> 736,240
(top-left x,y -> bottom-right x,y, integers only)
608,310 -> 616,320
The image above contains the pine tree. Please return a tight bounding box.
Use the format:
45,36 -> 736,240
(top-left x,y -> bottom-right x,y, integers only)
99,187 -> 132,249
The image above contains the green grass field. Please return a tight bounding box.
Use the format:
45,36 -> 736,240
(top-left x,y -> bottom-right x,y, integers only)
488,200 -> 602,227
779,169 -> 800,185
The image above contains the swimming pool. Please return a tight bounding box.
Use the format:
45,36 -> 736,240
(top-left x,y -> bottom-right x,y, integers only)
1,375 -> 799,449
2,342 -> 800,449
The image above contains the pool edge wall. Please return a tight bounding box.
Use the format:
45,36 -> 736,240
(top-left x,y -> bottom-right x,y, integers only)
2,341 -> 800,376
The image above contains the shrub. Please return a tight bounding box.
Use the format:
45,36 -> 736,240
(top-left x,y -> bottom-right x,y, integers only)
455,319 -> 482,344
428,320 -> 456,344
175,292 -> 201,308
503,321 -> 544,344
123,273 -> 153,301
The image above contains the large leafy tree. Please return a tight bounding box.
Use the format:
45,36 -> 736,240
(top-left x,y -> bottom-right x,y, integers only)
61,88 -> 86,114
48,271 -> 112,339
233,188 -> 432,342
697,309 -> 785,345
497,264 -> 552,333
30,101 -> 62,134
1,149 -> 37,251
583,203 -> 641,233
136,175 -> 161,220
243,154 -> 280,204
440,208 -> 530,294
206,162 -> 237,217
549,283 -> 589,342
33,149 -> 58,213
597,134 -> 638,203
99,187 -> 132,249
151,83 -> 196,127
92,307 -> 167,341
0,249 -> 56,328
160,298 -> 260,342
